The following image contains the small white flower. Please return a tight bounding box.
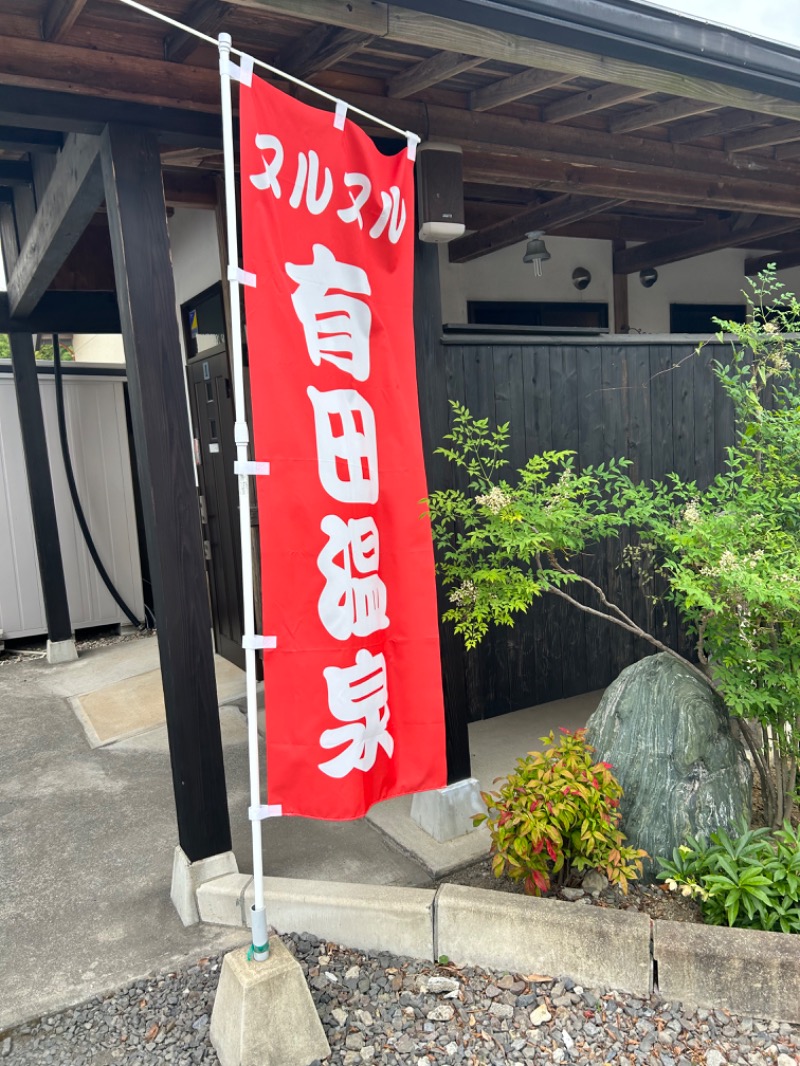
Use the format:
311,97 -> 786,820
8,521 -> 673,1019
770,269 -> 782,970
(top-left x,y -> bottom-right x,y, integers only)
476,486 -> 512,514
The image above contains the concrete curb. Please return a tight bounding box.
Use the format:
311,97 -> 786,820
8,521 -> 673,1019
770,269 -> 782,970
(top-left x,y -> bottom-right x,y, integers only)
653,919 -> 800,1023
194,874 -> 800,1022
198,875 -> 437,962
436,884 -> 652,996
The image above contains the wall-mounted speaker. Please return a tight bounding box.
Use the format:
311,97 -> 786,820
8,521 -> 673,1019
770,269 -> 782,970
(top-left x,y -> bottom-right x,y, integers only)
416,142 -> 465,243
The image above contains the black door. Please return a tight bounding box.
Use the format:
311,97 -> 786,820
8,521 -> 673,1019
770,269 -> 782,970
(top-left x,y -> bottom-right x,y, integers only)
188,347 -> 245,669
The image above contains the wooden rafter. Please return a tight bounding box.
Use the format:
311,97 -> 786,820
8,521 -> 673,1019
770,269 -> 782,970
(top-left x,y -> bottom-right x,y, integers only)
3,39 -> 798,195
449,194 -> 625,262
776,142 -> 800,162
462,151 -> 800,216
670,110 -> 764,143
613,214 -> 800,273
725,121 -> 800,153
609,98 -> 717,135
220,0 -> 800,122
543,84 -> 651,123
332,89 -> 800,191
7,132 -> 104,317
164,0 -> 229,64
42,0 -> 88,43
389,51 -> 483,99
745,247 -> 800,276
469,69 -> 573,112
271,25 -> 375,81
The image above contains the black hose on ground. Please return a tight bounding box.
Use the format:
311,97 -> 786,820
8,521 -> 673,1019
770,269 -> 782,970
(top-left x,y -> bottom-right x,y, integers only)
53,337 -> 147,630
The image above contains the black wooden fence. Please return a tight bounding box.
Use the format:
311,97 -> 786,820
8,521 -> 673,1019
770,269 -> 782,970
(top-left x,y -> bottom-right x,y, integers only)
425,336 -> 736,723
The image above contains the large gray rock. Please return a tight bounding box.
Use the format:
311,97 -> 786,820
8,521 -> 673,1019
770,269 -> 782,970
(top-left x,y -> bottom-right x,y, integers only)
585,653 -> 752,879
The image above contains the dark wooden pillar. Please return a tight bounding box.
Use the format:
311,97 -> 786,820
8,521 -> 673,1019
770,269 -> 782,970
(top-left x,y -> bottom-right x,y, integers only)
8,331 -> 73,644
613,239 -> 630,334
413,237 -> 472,783
101,124 -> 231,861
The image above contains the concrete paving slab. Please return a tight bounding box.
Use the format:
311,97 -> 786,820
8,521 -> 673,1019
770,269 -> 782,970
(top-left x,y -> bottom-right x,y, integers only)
0,664 -> 249,1031
44,634 -> 162,697
72,656 -> 245,746
366,690 -> 603,875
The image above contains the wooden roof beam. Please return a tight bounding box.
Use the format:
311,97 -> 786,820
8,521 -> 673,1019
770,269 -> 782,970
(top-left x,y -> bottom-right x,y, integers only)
745,246 -> 800,276
42,0 -> 89,43
165,1 -> 229,64
613,213 -> 800,273
7,132 -> 104,317
462,152 -> 800,217
271,26 -> 375,81
609,98 -> 718,135
223,1 -> 800,122
333,89 -> 800,190
450,194 -> 625,262
670,110 -> 765,143
389,52 -> 483,99
725,121 -> 800,153
469,69 -> 573,112
543,84 -> 651,123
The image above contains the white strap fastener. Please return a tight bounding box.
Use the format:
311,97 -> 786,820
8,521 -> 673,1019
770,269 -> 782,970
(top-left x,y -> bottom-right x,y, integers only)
228,264 -> 257,288
249,804 -> 283,821
233,420 -> 250,447
234,460 -> 270,476
406,133 -> 420,161
334,100 -> 348,130
242,634 -> 277,651
220,52 -> 254,87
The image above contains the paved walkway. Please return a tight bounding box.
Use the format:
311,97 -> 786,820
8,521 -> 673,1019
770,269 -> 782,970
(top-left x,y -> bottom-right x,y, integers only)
0,637 -> 597,1029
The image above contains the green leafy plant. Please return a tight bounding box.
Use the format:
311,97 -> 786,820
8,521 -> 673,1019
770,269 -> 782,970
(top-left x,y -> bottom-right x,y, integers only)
657,820 -> 800,933
475,727 -> 646,896
426,269 -> 800,828
428,404 -> 630,650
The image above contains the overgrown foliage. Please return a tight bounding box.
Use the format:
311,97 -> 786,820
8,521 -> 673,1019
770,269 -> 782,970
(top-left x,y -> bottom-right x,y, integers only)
475,727 -> 646,896
657,820 -> 800,933
427,269 -> 800,828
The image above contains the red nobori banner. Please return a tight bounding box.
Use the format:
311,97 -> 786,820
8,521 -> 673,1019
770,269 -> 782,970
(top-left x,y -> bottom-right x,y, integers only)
240,75 -> 447,820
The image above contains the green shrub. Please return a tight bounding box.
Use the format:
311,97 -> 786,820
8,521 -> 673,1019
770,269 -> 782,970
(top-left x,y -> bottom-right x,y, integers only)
474,727 -> 646,896
657,820 -> 800,933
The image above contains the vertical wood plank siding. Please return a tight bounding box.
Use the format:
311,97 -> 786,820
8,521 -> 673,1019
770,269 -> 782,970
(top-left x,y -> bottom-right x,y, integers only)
428,339 -> 734,722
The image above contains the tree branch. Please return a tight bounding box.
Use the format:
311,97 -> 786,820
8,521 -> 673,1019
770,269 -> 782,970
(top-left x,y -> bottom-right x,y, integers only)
539,552 -> 714,688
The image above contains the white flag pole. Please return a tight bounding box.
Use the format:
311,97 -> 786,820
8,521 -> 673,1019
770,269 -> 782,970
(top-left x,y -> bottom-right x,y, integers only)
218,31 -> 269,963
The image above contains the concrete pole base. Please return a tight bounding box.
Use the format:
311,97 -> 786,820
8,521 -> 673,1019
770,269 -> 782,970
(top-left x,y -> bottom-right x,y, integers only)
46,638 -> 78,664
170,845 -> 239,926
410,777 -> 486,843
210,938 -> 331,1066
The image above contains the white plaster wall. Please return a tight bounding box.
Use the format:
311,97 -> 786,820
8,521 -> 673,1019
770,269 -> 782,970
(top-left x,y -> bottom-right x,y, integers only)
168,207 -> 221,308
72,334 -> 125,364
627,247 -> 800,333
439,237 -> 800,335
439,236 -> 615,326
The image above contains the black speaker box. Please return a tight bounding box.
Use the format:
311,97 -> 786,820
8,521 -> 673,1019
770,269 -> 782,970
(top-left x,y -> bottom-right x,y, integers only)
416,142 -> 465,243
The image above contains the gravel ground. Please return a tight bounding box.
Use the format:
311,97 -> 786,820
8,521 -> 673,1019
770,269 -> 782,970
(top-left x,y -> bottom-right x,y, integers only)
3,934 -> 798,1065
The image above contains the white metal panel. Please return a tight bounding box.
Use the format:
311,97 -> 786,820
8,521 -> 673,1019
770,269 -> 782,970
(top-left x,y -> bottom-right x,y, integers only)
0,366 -> 145,639
0,374 -> 47,636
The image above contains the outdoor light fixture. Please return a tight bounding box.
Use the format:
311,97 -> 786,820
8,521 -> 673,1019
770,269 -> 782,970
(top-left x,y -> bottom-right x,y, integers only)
523,231 -> 551,277
572,267 -> 591,291
639,267 -> 658,288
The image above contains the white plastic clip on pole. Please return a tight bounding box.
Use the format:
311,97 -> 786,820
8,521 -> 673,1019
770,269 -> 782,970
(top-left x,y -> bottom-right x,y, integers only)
218,30 -> 270,964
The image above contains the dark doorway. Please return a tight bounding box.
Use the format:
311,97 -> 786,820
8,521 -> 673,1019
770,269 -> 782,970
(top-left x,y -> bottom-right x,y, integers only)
185,318 -> 245,670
